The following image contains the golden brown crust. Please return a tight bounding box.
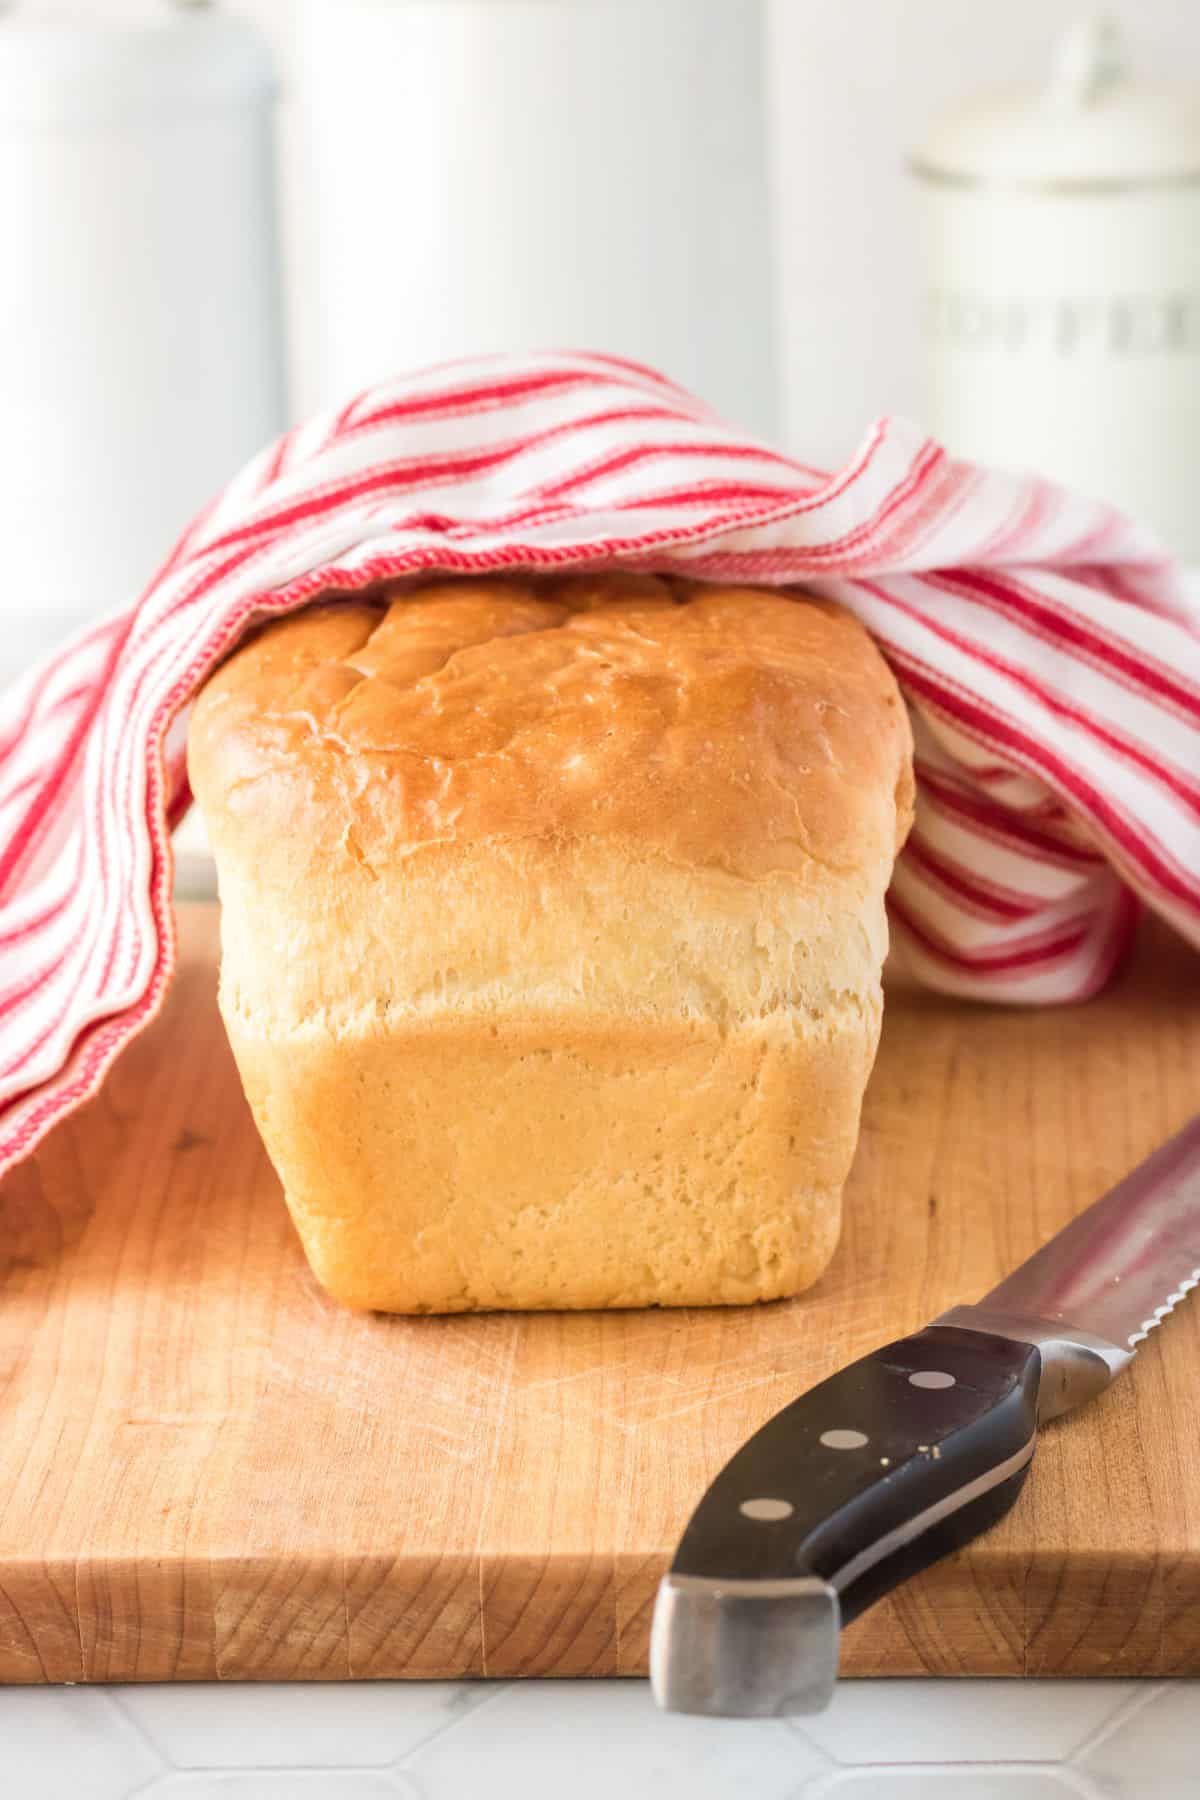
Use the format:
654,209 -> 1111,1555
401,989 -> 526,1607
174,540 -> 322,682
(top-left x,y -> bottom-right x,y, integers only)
189,573 -> 913,887
189,572 -> 914,1314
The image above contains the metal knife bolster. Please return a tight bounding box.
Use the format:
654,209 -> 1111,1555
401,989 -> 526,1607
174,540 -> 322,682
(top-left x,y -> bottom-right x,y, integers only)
932,1306 -> 1132,1421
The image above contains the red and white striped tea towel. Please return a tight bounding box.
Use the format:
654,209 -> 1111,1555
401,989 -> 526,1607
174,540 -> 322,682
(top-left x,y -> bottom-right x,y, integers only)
2,350 -> 1198,1179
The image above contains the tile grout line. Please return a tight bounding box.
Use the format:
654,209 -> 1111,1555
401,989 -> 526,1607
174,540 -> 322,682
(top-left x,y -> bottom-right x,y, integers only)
128,1765 -> 433,1783
807,1759 -> 1115,1795
783,1714 -> 836,1771
392,1680 -> 517,1769
122,1778 -> 166,1800
1051,1764 -> 1115,1800
1065,1678 -> 1172,1765
104,1682 -> 511,1781
96,1687 -> 171,1786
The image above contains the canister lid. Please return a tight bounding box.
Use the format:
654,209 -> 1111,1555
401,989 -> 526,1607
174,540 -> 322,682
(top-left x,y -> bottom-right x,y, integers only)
0,2 -> 276,128
913,16 -> 1200,189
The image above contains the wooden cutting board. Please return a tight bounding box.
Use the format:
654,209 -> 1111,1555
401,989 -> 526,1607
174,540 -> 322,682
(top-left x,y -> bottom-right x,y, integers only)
1,903 -> 1198,1684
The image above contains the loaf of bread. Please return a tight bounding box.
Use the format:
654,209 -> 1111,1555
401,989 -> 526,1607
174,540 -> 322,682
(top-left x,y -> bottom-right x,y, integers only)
188,573 -> 913,1312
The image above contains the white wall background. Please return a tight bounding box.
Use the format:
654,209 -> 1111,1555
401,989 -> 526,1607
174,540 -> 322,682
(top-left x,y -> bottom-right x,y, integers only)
764,0 -> 1200,464
38,0 -> 1200,467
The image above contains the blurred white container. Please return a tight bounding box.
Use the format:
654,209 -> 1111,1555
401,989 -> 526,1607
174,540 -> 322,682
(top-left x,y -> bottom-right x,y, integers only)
297,0 -> 777,440
0,0 -> 285,673
913,16 -> 1200,560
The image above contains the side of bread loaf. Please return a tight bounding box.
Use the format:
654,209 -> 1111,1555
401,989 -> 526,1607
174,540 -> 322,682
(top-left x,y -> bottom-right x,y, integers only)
189,574 -> 913,1311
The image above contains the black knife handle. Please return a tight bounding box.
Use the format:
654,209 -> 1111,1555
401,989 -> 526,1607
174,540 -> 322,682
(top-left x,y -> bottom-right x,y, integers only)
670,1325 -> 1039,1623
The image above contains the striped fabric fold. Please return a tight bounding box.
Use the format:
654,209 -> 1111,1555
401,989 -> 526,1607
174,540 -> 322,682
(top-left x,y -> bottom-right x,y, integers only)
1,350 -> 1197,1177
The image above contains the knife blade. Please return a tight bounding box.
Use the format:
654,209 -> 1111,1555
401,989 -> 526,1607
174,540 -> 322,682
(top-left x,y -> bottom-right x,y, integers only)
651,1113 -> 1200,1720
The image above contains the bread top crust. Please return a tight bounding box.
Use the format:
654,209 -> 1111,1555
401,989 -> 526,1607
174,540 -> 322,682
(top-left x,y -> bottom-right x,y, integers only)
188,572 -> 913,885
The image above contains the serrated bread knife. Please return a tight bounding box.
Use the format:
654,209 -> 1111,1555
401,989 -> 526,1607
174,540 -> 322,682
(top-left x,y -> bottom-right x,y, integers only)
651,1114 -> 1200,1719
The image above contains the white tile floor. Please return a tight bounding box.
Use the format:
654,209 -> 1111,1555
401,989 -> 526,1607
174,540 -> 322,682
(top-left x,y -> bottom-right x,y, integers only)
2,1679 -> 1196,1800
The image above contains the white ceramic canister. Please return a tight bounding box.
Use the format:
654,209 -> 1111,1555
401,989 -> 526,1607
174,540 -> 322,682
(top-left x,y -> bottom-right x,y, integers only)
295,0 -> 778,440
0,0 -> 285,675
912,17 -> 1200,562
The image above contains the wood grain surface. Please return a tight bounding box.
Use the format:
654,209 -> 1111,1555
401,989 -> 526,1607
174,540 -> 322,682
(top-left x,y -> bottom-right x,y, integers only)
1,904 -> 1197,1684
